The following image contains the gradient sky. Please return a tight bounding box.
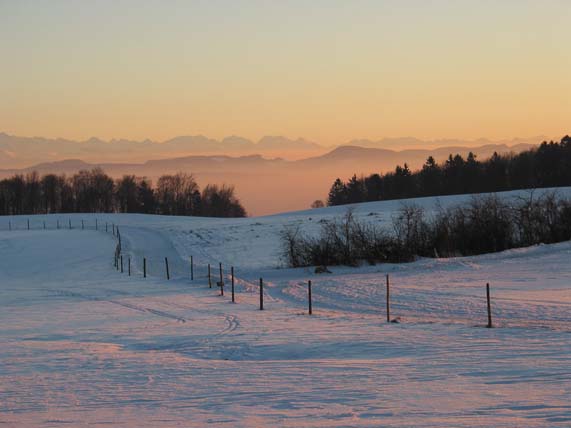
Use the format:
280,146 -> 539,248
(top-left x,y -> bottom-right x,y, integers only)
1,0 -> 570,145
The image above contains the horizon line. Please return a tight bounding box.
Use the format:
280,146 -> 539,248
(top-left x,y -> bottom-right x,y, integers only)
0,130 -> 555,148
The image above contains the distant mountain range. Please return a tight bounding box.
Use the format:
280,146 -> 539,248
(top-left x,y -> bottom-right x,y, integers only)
0,133 -> 324,168
0,132 -> 547,170
0,136 -> 543,215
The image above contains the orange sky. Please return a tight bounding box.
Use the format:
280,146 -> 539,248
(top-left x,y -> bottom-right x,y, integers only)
0,1 -> 569,146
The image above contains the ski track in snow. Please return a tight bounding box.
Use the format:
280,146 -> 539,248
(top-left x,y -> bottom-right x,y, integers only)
1,189 -> 571,427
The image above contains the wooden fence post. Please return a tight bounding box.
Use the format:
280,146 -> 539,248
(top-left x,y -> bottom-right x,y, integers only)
231,266 -> 235,303
143,257 -> 147,278
165,257 -> 170,280
113,224 -> 115,236
120,255 -> 124,273
43,221 -> 46,230
105,222 -> 108,233
57,220 -> 60,229
219,263 -> 224,296
27,219 -> 30,230
386,274 -> 390,323
128,257 -> 131,276
190,256 -> 194,281
486,283 -> 493,328
208,264 -> 212,288
259,278 -> 264,310
95,219 -> 98,231
308,280 -> 313,315
69,219 -> 72,230
81,220 -> 84,230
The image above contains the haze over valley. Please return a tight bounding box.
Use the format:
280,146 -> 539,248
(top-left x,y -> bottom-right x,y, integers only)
0,132 -> 545,215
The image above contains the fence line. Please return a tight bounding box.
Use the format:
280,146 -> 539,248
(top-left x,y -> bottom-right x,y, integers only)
2,216 -> 508,328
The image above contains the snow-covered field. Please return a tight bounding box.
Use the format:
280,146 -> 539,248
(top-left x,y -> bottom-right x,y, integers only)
1,188 -> 571,427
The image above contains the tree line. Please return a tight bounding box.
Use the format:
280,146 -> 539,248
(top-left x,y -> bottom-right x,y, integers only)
0,168 -> 246,217
327,135 -> 571,206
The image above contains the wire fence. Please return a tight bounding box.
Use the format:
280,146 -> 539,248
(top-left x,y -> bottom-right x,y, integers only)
5,216 -> 567,330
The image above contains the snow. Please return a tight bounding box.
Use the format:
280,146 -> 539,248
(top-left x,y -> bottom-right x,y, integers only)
1,187 -> 571,427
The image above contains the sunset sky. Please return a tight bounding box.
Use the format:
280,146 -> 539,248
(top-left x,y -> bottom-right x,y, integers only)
1,0 -> 569,145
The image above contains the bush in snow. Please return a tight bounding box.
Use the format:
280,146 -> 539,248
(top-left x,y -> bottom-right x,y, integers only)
282,193 -> 571,268
281,209 -> 413,268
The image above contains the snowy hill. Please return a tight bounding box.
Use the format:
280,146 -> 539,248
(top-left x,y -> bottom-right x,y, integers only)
1,187 -> 571,427
4,186 -> 570,272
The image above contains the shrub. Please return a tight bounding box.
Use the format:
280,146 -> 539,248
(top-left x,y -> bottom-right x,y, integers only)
282,193 -> 571,268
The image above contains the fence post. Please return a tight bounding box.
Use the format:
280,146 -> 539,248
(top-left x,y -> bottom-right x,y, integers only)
95,219 -> 98,231
27,219 -> 30,230
486,283 -> 493,328
165,257 -> 170,280
259,278 -> 264,310
113,224 -> 115,236
106,222 -> 108,233
308,280 -> 313,315
231,266 -> 235,303
386,274 -> 390,323
120,255 -> 124,273
128,257 -> 131,276
81,220 -> 84,230
9,220 -> 11,231
43,220 -> 46,230
190,256 -> 194,281
143,257 -> 147,278
219,263 -> 224,296
69,219 -> 72,230
208,264 -> 212,288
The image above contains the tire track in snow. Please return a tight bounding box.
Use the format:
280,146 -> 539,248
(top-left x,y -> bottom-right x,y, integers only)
48,289 -> 187,323
86,287 -> 246,359
99,287 -> 241,336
